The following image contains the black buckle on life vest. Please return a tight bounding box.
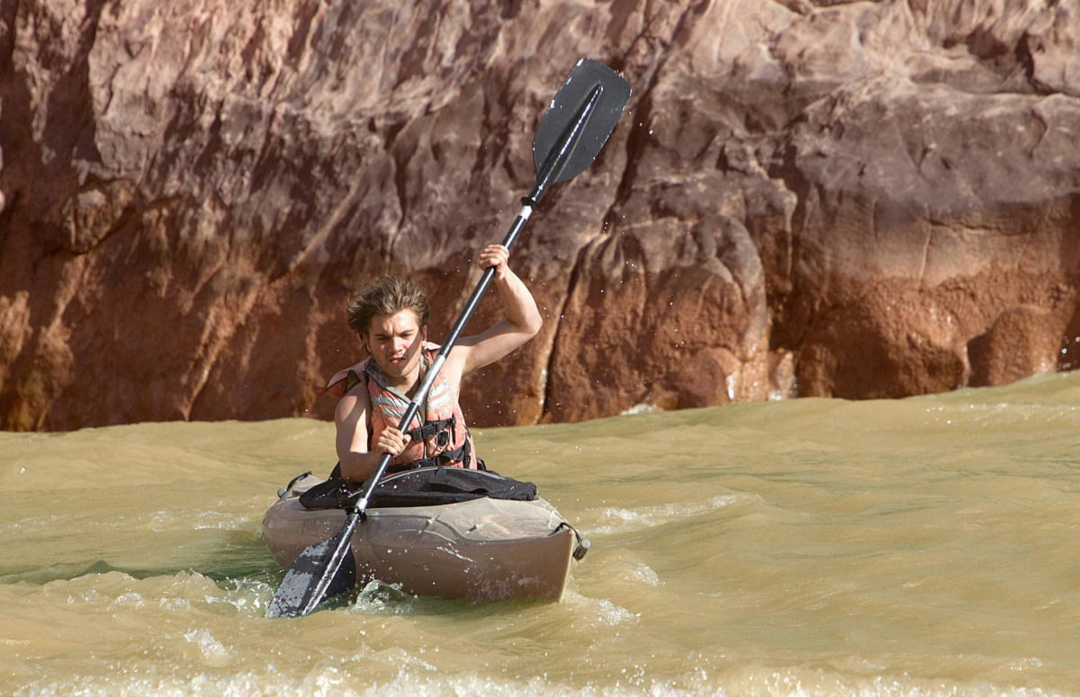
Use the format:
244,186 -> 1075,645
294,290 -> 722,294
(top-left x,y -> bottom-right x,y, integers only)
391,439 -> 470,472
404,416 -> 456,444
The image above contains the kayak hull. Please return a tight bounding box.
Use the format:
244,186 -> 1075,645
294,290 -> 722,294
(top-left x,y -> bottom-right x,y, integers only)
262,484 -> 576,602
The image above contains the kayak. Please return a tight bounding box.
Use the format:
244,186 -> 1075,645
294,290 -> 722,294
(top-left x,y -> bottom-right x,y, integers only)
262,470 -> 586,602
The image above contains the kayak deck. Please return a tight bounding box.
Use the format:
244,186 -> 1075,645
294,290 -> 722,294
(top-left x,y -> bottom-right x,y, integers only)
262,484 -> 578,602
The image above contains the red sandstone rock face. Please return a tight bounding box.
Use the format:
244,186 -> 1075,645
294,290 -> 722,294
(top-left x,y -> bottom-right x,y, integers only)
1,0 -> 1079,430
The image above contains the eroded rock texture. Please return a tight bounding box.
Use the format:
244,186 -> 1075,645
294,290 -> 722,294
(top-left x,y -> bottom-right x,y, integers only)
2,0 -> 1079,430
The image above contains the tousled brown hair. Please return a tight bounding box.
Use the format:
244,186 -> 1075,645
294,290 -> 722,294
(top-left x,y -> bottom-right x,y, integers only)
346,275 -> 431,338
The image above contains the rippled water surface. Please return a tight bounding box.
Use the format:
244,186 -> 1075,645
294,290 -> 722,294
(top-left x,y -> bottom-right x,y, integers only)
3,373 -> 1080,695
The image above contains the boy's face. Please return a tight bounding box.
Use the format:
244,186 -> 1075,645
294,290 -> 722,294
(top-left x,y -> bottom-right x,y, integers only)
364,309 -> 427,381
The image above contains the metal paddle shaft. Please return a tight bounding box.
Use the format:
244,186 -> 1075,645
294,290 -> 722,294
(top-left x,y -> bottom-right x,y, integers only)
267,58 -> 630,618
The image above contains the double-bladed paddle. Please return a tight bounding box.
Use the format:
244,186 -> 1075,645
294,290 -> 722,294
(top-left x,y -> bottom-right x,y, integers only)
267,58 -> 630,618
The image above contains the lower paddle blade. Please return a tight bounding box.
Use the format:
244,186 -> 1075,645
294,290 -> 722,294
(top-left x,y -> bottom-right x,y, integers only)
533,58 -> 631,185
267,527 -> 358,618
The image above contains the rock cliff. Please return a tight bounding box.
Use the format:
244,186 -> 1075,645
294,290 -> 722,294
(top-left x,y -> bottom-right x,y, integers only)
2,0 -> 1079,430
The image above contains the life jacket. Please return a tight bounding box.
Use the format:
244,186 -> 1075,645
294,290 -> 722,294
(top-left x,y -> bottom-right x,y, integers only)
326,345 -> 476,473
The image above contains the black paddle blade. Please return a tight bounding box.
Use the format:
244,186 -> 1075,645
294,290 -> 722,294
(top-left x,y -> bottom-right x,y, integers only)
267,521 -> 358,618
532,58 -> 631,187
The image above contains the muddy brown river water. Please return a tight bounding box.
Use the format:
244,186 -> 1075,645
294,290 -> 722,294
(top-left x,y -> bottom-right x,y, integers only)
3,373 -> 1079,695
